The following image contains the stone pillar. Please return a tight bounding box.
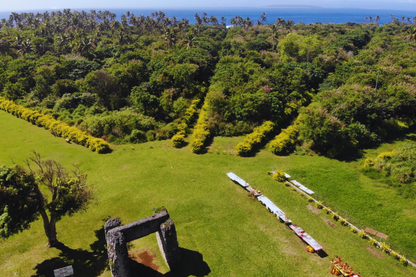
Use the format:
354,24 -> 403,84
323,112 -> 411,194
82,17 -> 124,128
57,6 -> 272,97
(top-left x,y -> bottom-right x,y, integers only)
104,218 -> 122,234
105,218 -> 130,277
157,218 -> 180,270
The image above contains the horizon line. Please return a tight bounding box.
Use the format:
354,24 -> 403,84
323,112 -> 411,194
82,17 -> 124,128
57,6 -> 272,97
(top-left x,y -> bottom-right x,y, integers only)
1,6 -> 416,13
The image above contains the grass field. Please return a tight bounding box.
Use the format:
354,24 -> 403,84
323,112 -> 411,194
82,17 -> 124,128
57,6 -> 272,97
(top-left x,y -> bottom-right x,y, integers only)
1,109 -> 416,277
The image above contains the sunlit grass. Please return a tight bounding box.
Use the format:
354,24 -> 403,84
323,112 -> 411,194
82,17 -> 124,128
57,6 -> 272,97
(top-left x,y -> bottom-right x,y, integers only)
0,111 -> 415,277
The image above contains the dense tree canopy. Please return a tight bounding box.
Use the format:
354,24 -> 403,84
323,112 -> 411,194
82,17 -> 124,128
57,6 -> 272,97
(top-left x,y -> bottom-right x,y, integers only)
0,10 -> 416,158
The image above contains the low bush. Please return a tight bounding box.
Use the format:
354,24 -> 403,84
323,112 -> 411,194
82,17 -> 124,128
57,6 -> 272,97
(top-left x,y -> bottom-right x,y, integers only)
363,144 -> 416,191
389,250 -> 399,258
350,226 -> 358,233
400,255 -> 408,265
272,171 -> 286,182
363,157 -> 375,168
377,151 -> 394,160
338,217 -> 349,226
79,109 -> 156,142
314,201 -> 324,209
379,242 -> 391,253
330,211 -> 339,220
368,237 -> 378,246
171,132 -> 186,148
358,230 -> 368,239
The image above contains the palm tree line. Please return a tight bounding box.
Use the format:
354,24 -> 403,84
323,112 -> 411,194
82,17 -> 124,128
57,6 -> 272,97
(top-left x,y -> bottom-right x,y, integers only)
0,9 -> 281,56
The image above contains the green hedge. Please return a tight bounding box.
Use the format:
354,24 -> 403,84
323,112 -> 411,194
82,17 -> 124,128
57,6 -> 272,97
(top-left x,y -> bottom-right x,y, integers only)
269,116 -> 301,155
183,99 -> 200,125
236,121 -> 275,156
269,124 -> 299,155
171,123 -> 187,148
171,99 -> 200,149
0,97 -> 111,153
190,101 -> 211,154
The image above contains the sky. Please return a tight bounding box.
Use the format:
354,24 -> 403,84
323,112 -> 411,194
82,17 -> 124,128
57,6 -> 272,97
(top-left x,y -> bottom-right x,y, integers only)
1,0 -> 416,11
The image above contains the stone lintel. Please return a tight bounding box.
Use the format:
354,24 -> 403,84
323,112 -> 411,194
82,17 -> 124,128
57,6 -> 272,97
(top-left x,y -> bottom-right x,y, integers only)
109,210 -> 170,242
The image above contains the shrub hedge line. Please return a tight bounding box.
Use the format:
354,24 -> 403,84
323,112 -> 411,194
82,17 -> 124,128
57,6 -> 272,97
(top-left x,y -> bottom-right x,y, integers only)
171,123 -> 187,148
190,100 -> 211,154
269,116 -> 301,155
183,99 -> 200,125
0,97 -> 111,153
171,99 -> 200,148
236,121 -> 275,156
269,125 -> 299,155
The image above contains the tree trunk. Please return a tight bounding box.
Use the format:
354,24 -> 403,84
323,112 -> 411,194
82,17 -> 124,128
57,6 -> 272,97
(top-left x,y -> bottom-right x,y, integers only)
33,184 -> 58,247
48,214 -> 58,247
39,209 -> 58,247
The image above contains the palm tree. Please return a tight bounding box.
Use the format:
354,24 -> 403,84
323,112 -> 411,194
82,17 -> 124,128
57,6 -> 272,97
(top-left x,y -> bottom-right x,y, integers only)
163,27 -> 177,48
269,24 -> 279,51
182,32 -> 197,49
121,14 -> 128,28
275,18 -> 286,27
285,20 -> 294,32
221,17 -> 226,27
243,17 -> 253,30
210,16 -> 218,25
202,12 -> 209,25
17,38 -> 33,54
257,12 -> 267,25
178,19 -> 190,31
230,16 -> 243,27
195,13 -> 203,26
406,26 -> 416,42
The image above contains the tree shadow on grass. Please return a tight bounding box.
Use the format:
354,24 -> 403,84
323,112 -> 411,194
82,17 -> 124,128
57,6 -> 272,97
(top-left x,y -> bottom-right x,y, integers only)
31,226 -> 108,277
130,247 -> 211,277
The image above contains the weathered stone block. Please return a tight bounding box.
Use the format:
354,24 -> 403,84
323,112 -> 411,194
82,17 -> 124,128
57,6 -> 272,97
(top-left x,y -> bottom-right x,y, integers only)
105,209 -> 180,277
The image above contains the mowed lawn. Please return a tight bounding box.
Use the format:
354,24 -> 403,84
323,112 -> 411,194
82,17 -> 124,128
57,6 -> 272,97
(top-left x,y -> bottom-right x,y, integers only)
0,110 -> 415,277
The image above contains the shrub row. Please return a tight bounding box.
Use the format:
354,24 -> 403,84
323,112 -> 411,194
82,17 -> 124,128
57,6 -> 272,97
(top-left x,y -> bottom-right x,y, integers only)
269,116 -> 301,155
183,99 -> 200,125
236,121 -> 275,157
269,124 -> 299,155
171,123 -> 187,148
171,99 -> 200,149
0,97 -> 111,153
190,101 -> 211,154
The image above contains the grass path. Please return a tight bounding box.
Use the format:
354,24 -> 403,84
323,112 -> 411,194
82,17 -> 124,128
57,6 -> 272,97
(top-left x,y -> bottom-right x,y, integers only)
0,110 -> 415,277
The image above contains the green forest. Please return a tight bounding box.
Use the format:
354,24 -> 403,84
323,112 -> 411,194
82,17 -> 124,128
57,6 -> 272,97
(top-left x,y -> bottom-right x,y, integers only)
1,10 -> 416,158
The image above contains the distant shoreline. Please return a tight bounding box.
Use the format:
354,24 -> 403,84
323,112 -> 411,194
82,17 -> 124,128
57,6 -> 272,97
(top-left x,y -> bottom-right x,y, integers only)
264,5 -> 323,9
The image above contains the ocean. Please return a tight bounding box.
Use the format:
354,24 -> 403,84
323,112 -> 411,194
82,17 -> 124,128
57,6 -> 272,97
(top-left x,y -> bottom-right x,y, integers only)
0,7 -> 416,25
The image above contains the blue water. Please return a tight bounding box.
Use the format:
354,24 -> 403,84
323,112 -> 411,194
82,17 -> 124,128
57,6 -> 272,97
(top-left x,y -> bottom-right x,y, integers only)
1,8 -> 415,25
